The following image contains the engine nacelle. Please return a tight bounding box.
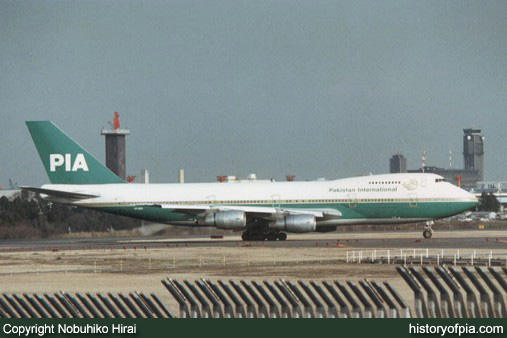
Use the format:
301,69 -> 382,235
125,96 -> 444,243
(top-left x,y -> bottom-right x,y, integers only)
204,211 -> 246,230
270,214 -> 316,233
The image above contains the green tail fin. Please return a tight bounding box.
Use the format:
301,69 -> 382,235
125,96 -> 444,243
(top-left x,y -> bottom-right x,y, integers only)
26,121 -> 124,184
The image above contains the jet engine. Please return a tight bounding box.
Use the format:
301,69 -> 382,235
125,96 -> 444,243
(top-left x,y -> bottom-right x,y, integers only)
270,214 -> 316,233
204,211 -> 246,230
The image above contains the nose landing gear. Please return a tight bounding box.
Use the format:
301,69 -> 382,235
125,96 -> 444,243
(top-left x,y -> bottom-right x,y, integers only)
423,221 -> 434,239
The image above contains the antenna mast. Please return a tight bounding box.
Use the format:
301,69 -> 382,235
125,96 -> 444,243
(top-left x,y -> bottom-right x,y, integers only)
421,150 -> 426,172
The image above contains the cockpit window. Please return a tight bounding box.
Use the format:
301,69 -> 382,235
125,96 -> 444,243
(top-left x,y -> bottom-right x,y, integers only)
435,178 -> 447,183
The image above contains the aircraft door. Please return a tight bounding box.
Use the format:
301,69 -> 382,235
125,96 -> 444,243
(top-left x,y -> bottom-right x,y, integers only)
348,193 -> 358,208
271,194 -> 281,208
408,193 -> 417,207
206,195 -> 216,205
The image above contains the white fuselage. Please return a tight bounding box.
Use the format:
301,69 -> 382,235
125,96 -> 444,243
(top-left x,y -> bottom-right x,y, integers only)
40,173 -> 477,226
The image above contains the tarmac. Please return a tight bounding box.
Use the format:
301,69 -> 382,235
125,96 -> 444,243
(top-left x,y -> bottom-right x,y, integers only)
2,229 -> 507,317
2,229 -> 507,252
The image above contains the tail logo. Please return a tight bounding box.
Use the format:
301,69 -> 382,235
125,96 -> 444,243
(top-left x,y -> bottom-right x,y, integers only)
49,154 -> 89,172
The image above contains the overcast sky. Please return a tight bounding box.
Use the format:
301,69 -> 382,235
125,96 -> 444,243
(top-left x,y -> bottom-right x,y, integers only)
1,0 -> 506,187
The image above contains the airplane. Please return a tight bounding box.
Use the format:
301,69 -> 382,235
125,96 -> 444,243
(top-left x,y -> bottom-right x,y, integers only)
22,121 -> 478,241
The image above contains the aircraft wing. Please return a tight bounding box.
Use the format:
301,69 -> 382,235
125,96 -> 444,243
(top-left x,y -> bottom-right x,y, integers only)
280,208 -> 342,219
157,204 -> 276,216
155,204 -> 341,219
20,186 -> 100,200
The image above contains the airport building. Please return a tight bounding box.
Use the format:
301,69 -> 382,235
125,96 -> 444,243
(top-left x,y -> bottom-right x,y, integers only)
390,128 -> 484,191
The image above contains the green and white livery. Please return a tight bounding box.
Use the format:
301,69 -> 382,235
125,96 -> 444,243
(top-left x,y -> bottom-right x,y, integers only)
23,121 -> 478,241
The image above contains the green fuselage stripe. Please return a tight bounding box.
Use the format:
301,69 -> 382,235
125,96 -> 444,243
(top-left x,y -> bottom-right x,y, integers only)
88,201 -> 477,225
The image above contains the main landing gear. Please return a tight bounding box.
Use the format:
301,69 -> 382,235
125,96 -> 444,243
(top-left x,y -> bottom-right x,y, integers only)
241,229 -> 287,241
423,221 -> 434,239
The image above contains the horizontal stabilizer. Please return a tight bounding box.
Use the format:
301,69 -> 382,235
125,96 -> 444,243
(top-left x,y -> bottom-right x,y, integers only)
20,186 -> 100,200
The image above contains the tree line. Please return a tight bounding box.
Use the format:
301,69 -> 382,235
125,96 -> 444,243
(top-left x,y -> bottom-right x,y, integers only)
477,192 -> 501,212
0,195 -> 140,239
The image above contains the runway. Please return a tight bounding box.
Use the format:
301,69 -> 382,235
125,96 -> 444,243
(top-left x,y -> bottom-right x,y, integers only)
2,229 -> 507,316
2,230 -> 507,252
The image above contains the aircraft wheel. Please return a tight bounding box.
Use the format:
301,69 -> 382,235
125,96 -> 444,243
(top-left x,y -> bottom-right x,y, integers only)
250,232 -> 265,241
257,234 -> 267,241
423,229 -> 433,239
241,232 -> 250,241
242,230 -> 264,241
277,233 -> 287,241
267,233 -> 277,241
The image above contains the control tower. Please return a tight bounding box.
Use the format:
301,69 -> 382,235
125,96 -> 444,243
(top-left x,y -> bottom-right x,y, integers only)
463,128 -> 484,181
389,153 -> 407,173
101,112 -> 130,181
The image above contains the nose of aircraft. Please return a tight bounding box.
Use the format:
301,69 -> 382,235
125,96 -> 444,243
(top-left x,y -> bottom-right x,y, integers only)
460,187 -> 479,209
469,192 -> 479,204
449,183 -> 479,213
451,183 -> 477,201
464,189 -> 479,203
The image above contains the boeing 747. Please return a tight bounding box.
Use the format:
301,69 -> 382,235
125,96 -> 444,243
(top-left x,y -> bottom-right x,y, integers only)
22,121 -> 478,241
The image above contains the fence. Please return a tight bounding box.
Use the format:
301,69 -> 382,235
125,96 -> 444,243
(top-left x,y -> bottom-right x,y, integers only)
346,249 -> 507,267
